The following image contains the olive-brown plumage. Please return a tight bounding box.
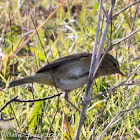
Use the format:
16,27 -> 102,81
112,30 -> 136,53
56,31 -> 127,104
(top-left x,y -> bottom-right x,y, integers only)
8,53 -> 125,90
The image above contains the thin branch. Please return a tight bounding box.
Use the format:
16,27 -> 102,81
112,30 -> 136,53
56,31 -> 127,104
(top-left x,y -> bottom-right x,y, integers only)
98,0 -> 107,18
75,1 -> 116,139
131,2 -> 139,30
75,0 -> 102,138
96,103 -> 140,140
88,0 -> 103,88
31,15 -> 47,58
30,15 -> 60,95
113,0 -> 140,19
96,113 -> 120,140
120,105 -> 140,113
0,93 -> 62,112
90,63 -> 140,101
0,95 -> 18,112
14,92 -> 62,102
112,27 -> 140,45
123,81 -> 140,85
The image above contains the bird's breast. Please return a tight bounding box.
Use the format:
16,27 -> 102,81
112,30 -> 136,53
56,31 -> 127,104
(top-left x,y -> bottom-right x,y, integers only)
56,75 -> 88,91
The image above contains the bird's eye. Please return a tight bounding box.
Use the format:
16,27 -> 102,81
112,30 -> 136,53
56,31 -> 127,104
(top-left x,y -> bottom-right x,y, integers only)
113,62 -> 117,67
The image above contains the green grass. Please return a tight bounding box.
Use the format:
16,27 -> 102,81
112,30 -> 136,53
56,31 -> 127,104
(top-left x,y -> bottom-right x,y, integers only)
0,0 -> 140,139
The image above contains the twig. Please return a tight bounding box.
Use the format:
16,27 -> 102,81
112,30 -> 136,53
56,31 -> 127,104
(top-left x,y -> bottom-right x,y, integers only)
75,0 -> 102,138
14,92 -> 62,102
96,103 -> 140,140
98,0 -> 107,18
0,93 -> 62,112
96,113 -> 120,140
0,95 -> 18,112
120,105 -> 140,113
90,63 -> 140,101
131,2 -> 139,30
75,1 -> 116,139
123,82 -> 140,85
112,27 -> 140,45
113,0 -> 140,19
30,14 -> 60,95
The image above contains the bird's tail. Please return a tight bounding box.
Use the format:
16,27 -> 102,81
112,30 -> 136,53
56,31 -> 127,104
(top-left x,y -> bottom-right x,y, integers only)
8,76 -> 34,88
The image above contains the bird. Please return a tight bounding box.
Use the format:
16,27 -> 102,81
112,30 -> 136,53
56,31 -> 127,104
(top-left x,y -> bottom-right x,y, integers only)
8,53 -> 124,89
8,53 -> 125,111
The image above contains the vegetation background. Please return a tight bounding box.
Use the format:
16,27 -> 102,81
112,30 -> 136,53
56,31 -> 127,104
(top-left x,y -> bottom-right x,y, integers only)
0,0 -> 140,139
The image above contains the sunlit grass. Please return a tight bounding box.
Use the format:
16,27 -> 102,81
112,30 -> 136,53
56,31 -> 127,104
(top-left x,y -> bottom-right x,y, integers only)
0,0 -> 140,139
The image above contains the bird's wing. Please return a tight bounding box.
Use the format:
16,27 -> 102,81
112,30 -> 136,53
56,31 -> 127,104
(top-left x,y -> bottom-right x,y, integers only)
36,53 -> 92,73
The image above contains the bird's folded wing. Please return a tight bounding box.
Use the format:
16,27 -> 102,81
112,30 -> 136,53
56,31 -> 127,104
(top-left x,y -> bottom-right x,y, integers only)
36,53 -> 92,73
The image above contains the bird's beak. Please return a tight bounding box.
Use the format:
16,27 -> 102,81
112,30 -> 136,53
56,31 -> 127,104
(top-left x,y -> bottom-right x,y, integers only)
118,70 -> 126,77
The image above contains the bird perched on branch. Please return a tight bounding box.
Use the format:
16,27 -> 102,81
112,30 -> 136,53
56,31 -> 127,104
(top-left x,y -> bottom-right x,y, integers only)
8,53 -> 125,111
8,53 -> 124,89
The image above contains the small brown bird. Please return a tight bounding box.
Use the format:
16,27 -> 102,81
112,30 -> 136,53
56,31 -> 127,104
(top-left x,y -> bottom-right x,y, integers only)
8,53 -> 124,90
8,53 -> 125,111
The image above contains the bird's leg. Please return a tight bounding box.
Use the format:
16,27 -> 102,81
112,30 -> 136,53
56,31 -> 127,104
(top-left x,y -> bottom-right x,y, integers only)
64,91 -> 81,113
